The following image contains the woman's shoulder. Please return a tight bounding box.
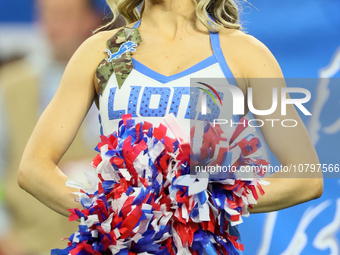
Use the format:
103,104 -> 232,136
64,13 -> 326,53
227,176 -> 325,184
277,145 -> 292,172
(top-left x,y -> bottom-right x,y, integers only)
219,28 -> 266,47
60,27 -> 125,97
86,21 -> 138,46
219,28 -> 283,79
80,27 -> 123,55
67,27 -> 125,74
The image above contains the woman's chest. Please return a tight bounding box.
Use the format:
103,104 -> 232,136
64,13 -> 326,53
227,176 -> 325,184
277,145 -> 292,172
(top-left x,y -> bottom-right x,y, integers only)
131,34 -> 213,77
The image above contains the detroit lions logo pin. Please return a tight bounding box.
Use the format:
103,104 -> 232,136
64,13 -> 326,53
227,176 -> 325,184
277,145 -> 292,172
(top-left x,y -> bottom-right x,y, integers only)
105,41 -> 138,62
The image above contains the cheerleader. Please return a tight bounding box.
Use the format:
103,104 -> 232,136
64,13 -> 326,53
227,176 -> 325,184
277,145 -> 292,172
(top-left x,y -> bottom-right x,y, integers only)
18,0 -> 323,254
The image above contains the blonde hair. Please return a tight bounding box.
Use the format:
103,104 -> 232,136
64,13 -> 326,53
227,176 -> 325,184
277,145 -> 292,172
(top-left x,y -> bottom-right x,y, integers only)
100,0 -> 241,32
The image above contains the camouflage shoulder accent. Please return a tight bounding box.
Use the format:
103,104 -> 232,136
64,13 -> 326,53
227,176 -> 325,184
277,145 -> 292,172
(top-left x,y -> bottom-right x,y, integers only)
96,56 -> 114,96
95,28 -> 124,96
107,28 -> 127,53
125,26 -> 142,45
95,25 -> 142,95
110,26 -> 141,89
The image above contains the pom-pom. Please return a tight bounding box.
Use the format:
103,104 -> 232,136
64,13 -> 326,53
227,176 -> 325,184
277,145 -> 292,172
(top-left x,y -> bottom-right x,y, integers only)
52,114 -> 269,255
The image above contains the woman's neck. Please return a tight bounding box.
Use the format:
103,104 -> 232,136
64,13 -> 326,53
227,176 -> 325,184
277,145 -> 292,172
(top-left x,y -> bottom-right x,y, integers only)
141,0 -> 205,38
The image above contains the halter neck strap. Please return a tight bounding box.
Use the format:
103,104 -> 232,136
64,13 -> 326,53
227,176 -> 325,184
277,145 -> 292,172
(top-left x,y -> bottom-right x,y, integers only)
133,20 -> 142,28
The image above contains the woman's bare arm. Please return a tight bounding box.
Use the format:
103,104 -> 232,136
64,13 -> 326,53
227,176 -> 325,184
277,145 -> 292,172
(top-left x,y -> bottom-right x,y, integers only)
221,31 -> 323,213
17,31 -> 112,217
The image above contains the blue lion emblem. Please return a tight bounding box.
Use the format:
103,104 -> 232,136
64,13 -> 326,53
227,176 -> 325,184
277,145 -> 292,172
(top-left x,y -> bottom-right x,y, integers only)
105,41 -> 138,62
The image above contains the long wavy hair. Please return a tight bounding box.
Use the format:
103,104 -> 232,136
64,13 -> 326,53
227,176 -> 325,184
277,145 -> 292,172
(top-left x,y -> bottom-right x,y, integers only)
100,0 -> 241,32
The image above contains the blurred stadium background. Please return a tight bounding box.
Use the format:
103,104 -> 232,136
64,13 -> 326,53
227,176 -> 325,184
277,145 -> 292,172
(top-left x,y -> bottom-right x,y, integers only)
0,0 -> 339,254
